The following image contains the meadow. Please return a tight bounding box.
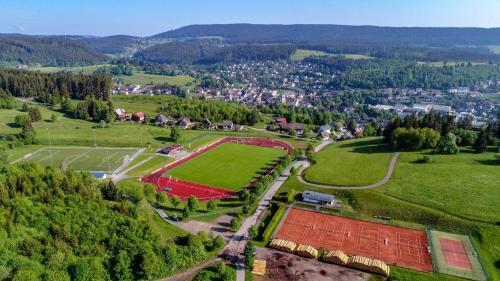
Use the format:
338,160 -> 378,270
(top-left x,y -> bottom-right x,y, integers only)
303,138 -> 393,186
116,72 -> 196,87
291,49 -> 373,61
165,142 -> 285,191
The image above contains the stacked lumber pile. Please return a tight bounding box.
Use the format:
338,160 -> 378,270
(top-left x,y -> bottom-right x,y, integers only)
368,259 -> 390,276
251,260 -> 267,276
269,239 -> 297,253
294,244 -> 319,259
322,250 -> 349,265
347,256 -> 390,276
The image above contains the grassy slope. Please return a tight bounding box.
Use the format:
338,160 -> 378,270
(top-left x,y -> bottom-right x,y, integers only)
116,72 -> 195,87
166,142 -> 285,190
127,155 -> 174,177
380,149 -> 500,223
304,138 -> 393,186
291,49 -> 373,61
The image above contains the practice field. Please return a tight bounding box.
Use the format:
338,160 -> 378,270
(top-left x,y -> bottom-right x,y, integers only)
428,230 -> 487,281
165,142 -> 285,191
13,147 -> 139,173
275,208 -> 434,272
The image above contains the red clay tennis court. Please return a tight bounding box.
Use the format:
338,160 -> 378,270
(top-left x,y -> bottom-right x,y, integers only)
440,238 -> 472,270
275,208 -> 433,272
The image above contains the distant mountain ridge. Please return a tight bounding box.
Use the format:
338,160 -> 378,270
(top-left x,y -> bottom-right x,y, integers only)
0,35 -> 108,66
152,24 -> 500,46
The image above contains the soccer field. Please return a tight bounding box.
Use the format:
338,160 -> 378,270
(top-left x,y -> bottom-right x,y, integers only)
164,142 -> 285,191
14,147 -> 140,173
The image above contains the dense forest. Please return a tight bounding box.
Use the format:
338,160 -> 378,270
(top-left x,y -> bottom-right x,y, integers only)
153,24 -> 500,46
0,162 -> 224,281
305,58 -> 500,90
134,41 -> 296,64
77,35 -> 140,54
0,36 -> 107,66
0,70 -> 112,102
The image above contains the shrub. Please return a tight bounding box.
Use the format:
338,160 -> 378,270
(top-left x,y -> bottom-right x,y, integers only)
261,204 -> 286,241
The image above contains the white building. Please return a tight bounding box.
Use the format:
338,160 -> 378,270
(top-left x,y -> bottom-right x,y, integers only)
302,190 -> 335,205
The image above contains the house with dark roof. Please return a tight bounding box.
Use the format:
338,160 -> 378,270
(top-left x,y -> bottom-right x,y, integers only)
202,118 -> 216,130
177,117 -> 191,129
280,122 -> 304,135
222,120 -> 234,130
154,114 -> 169,126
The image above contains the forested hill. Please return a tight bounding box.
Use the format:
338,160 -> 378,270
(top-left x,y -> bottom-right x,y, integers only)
77,35 -> 140,54
0,35 -> 108,66
134,41 -> 296,64
153,24 -> 500,46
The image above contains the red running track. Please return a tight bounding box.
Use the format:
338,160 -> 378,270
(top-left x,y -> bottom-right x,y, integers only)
141,137 -> 293,200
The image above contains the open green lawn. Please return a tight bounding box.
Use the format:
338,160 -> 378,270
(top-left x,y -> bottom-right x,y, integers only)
127,155 -> 174,177
116,72 -> 195,87
13,146 -> 139,173
291,49 -> 373,61
380,149 -> 500,223
303,138 -> 393,186
482,92 -> 500,103
488,45 -> 500,54
25,64 -> 111,74
165,142 -> 285,190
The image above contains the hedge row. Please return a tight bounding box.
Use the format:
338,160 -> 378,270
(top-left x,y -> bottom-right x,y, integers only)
262,203 -> 287,241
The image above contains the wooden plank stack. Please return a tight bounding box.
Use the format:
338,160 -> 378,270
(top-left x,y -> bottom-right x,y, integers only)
294,244 -> 319,259
269,239 -> 297,253
251,260 -> 267,276
368,259 -> 390,276
347,256 -> 390,276
322,250 -> 349,265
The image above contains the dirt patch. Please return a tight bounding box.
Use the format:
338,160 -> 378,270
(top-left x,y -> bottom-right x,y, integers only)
253,247 -> 370,281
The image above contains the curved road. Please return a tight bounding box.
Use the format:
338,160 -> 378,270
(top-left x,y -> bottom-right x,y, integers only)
296,152 -> 400,190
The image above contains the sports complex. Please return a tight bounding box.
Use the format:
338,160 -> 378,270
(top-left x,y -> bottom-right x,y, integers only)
12,146 -> 140,175
274,208 -> 487,280
141,137 -> 293,200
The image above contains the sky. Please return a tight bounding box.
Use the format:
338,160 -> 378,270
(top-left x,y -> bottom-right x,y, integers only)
0,0 -> 499,36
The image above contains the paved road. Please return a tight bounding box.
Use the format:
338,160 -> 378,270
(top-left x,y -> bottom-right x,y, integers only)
296,152 -> 400,190
111,154 -> 153,183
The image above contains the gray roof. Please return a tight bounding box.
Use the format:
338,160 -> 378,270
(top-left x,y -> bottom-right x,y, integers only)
303,190 -> 334,202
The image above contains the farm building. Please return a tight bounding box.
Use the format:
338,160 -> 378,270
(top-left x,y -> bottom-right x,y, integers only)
132,112 -> 145,122
159,144 -> 183,155
302,190 -> 335,205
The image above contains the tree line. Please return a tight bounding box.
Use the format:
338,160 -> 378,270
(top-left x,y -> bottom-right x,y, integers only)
383,111 -> 499,153
0,70 -> 113,102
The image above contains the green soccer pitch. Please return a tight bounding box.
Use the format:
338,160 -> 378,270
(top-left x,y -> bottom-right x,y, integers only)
164,142 -> 286,191
13,147 -> 140,173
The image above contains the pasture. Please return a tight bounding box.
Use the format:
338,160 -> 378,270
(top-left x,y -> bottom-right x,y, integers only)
13,146 -> 139,173
291,49 -> 373,61
165,142 -> 285,191
379,149 -> 500,223
303,138 -> 393,186
116,72 -> 195,87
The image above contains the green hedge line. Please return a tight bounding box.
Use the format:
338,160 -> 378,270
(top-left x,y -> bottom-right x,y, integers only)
262,203 -> 287,241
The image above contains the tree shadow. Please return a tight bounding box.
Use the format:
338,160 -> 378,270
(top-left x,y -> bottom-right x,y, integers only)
154,136 -> 170,142
475,159 -> 500,166
338,138 -> 392,154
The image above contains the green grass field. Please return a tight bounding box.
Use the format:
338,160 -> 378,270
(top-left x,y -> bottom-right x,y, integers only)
13,146 -> 139,173
303,138 -> 393,186
482,92 -> 500,103
127,155 -> 174,177
165,142 -> 285,190
116,72 -> 195,87
291,49 -> 373,61
380,149 -> 500,223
